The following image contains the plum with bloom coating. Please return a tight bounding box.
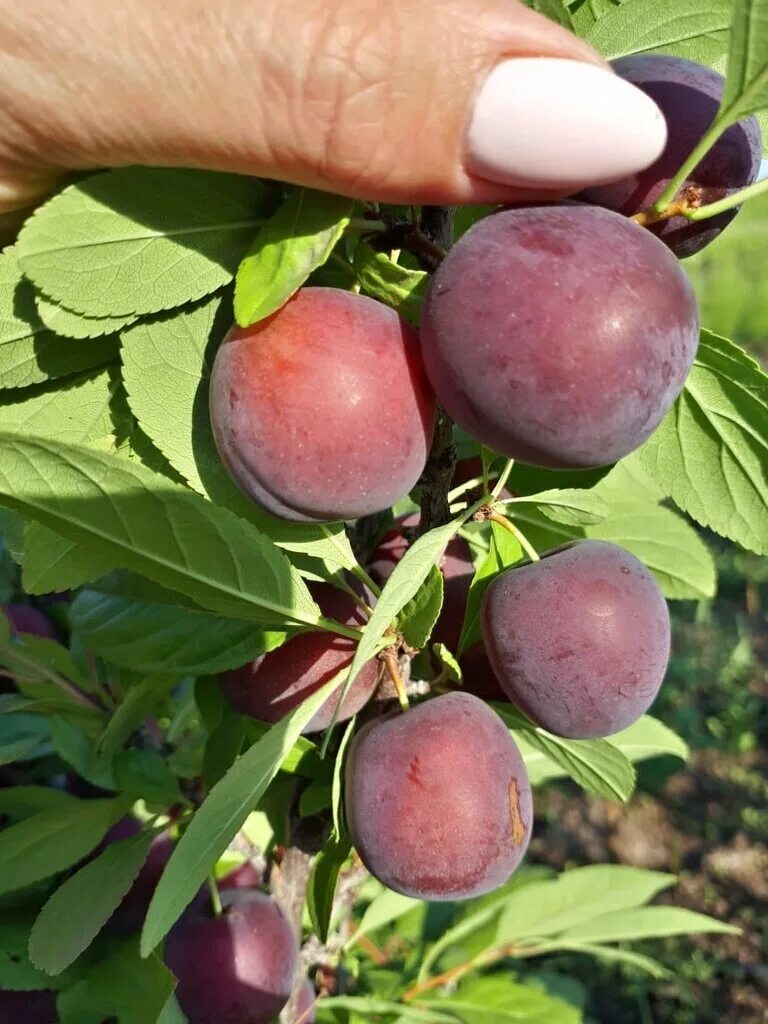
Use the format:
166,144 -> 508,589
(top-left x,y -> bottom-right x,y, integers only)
345,692 -> 532,900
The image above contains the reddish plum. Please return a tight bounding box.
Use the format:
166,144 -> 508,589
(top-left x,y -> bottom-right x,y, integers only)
582,56 -> 762,258
420,205 -> 699,469
165,890 -> 299,1024
345,692 -> 532,900
1,604 -> 56,640
220,583 -> 381,734
481,540 -> 671,739
0,989 -> 58,1024
210,288 -> 436,523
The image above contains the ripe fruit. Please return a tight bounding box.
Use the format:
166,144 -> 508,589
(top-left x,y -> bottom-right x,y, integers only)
481,540 -> 671,739
100,817 -> 174,935
0,989 -> 57,1024
210,288 -> 436,523
220,583 -> 381,734
1,604 -> 57,640
420,205 -> 699,469
345,692 -> 532,900
165,890 -> 298,1024
582,56 -> 762,258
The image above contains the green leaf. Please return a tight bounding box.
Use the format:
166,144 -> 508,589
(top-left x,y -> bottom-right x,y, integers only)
398,565 -> 444,649
607,715 -> 689,763
585,501 -> 717,599
0,785 -> 77,821
352,243 -> 428,323
0,798 -> 120,896
587,0 -> 731,60
526,0 -> 574,29
549,940 -> 671,978
157,993 -> 188,1024
72,571 -> 287,675
98,673 -> 179,759
140,674 -> 342,955
0,246 -> 118,390
0,433 -> 321,628
57,937 -> 176,1024
640,332 -> 768,555
317,997 -> 458,1023
17,168 -> 268,317
560,905 -> 738,944
234,188 -> 353,326
203,708 -> 246,789
422,975 -> 581,1024
495,706 -> 636,800
347,887 -> 420,946
0,915 -> 80,990
22,521 -> 116,594
36,292 -> 138,339
113,749 -> 182,805
50,716 -> 116,790
307,835 -> 351,943
495,865 -> 676,945
718,0 -> 768,121
0,733 -> 46,765
0,366 -> 118,445
504,489 -> 608,527
458,521 -> 522,655
417,893 -> 513,984
332,716 -> 356,839
30,828 -> 158,974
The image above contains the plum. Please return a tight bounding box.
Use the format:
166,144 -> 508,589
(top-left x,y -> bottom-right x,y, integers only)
220,583 -> 381,734
165,890 -> 299,1024
481,540 -> 671,739
1,604 -> 57,640
582,55 -> 762,258
345,692 -> 532,900
98,817 -> 174,935
420,205 -> 699,469
220,860 -> 262,891
0,989 -> 58,1024
210,288 -> 436,523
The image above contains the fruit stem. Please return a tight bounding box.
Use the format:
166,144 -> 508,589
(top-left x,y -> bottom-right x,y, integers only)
651,115 -> 730,213
349,564 -> 383,599
347,217 -> 387,233
315,616 -> 366,640
685,176 -> 768,221
631,200 -> 690,227
383,648 -> 410,711
488,511 -> 540,563
207,874 -> 223,918
491,459 -> 514,499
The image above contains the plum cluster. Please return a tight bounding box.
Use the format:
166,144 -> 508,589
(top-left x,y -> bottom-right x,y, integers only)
145,51 -> 764,1019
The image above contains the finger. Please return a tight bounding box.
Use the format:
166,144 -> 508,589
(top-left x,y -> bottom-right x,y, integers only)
0,0 -> 666,205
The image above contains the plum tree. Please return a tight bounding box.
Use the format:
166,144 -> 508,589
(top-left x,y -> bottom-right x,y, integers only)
419,205 -> 699,469
99,818 -> 174,935
345,692 -> 532,900
220,583 -> 381,733
1,603 -> 57,640
210,288 -> 436,523
481,540 -> 671,739
165,890 -> 299,1024
0,989 -> 58,1024
582,56 -> 762,258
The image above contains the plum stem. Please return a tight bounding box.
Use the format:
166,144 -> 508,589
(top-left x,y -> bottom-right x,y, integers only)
349,564 -> 383,599
315,616 -> 366,640
492,459 -> 514,499
651,115 -> 731,213
631,200 -> 691,227
684,176 -> 768,221
347,217 -> 387,233
488,511 -> 540,563
207,874 -> 223,918
382,648 -> 410,711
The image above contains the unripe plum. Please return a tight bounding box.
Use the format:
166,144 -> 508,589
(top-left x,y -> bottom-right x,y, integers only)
165,890 -> 299,1024
210,288 -> 436,523
1,604 -> 57,640
220,583 -> 381,734
582,56 -> 762,258
0,989 -> 58,1024
481,540 -> 671,739
345,692 -> 532,900
420,205 -> 699,469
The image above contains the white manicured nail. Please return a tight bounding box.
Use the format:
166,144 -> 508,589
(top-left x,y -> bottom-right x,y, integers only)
467,58 -> 667,190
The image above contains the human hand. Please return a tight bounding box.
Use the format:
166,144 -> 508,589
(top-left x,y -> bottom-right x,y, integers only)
0,0 -> 665,214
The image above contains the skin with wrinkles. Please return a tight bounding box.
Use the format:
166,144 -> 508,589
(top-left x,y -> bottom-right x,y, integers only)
345,692 -> 532,900
0,0 -> 604,209
481,540 -> 671,738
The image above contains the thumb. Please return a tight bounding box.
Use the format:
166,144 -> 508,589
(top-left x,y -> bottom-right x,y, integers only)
0,0 -> 666,206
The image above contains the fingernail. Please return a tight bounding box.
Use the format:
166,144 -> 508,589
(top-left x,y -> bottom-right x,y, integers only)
467,58 -> 667,190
